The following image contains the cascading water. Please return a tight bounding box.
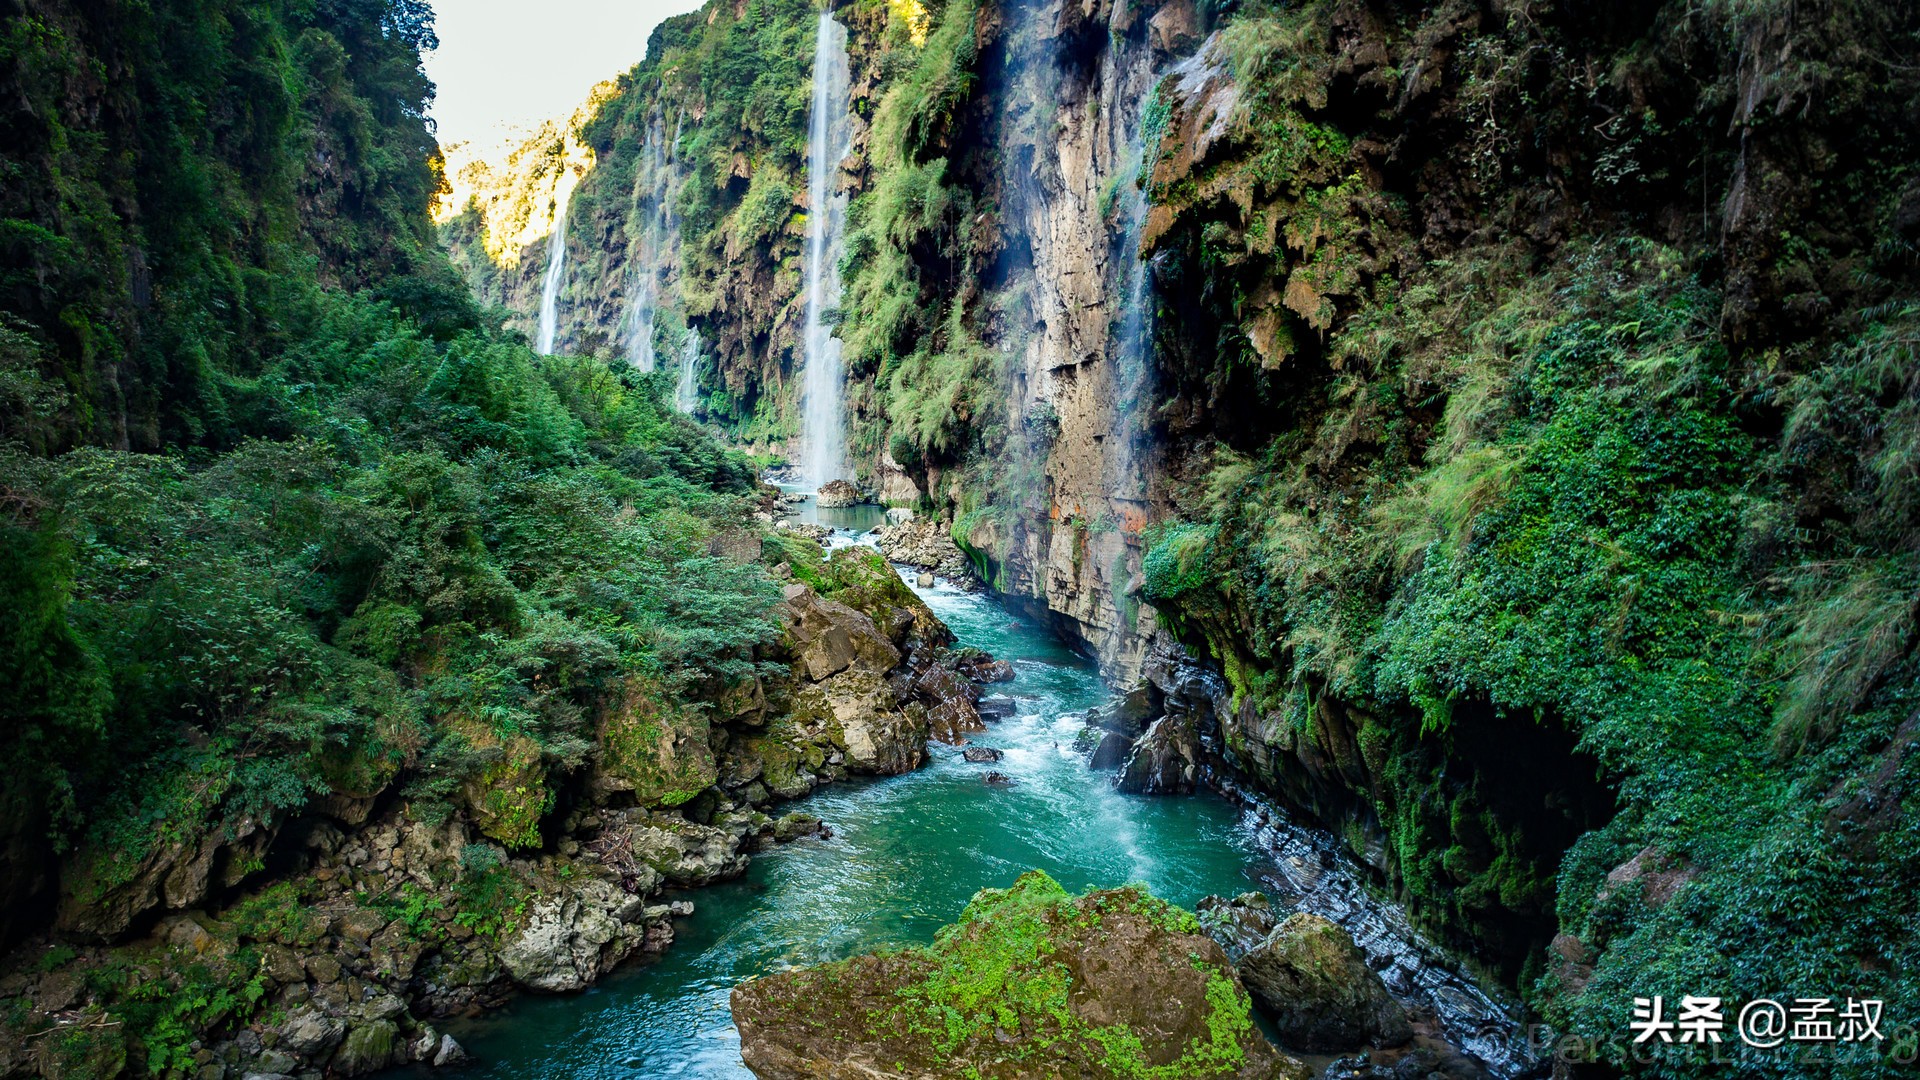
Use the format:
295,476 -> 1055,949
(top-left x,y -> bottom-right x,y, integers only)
1106,59 -> 1160,505
625,117 -> 673,371
534,170 -> 577,355
797,11 -> 854,491
674,327 -> 702,414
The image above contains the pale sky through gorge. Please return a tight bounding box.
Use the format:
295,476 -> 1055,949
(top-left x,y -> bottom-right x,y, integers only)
424,0 -> 703,160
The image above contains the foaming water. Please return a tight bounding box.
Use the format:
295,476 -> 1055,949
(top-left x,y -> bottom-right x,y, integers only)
796,12 -> 853,490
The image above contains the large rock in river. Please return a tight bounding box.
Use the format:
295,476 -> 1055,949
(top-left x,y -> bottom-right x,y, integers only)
1236,913 -> 1412,1051
813,479 -> 861,508
731,870 -> 1309,1080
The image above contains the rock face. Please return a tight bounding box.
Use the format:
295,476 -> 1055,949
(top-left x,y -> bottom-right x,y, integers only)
1114,713 -> 1201,794
813,479 -> 861,508
731,871 -> 1307,1080
497,877 -> 657,993
1235,914 -> 1413,1052
1196,892 -> 1281,963
874,517 -> 977,584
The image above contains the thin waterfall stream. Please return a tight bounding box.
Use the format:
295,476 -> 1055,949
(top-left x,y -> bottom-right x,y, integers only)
535,166 -> 580,356
626,117 -> 673,372
674,328 -> 702,414
796,12 -> 853,491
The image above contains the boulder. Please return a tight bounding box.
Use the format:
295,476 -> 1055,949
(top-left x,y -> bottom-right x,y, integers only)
432,1034 -> 471,1067
814,479 -> 861,508
772,813 -> 825,842
1113,714 -> 1199,794
329,1020 -> 399,1075
603,812 -> 748,887
595,677 -> 720,808
1084,683 -> 1157,739
1236,914 -> 1412,1051
800,671 -> 927,775
497,878 -> 651,992
781,585 -> 901,682
275,1006 -> 346,1057
953,648 -> 1016,683
1196,892 -> 1281,962
1087,730 -> 1133,770
731,872 -> 1307,1080
914,663 -> 982,743
980,771 -> 1016,786
976,695 -> 1017,720
962,746 -> 1003,763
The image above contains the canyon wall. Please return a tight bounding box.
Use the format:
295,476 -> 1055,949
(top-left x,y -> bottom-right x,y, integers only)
439,0 -> 1920,1052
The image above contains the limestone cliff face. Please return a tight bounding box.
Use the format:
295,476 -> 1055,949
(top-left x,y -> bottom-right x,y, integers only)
933,0 -> 1201,681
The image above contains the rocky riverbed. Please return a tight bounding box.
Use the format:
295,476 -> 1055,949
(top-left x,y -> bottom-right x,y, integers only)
0,545 -> 1011,1080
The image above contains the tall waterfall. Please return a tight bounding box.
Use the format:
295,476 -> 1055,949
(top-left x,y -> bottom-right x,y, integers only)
674,328 -> 702,414
1108,95 -> 1157,502
797,11 -> 854,491
535,192 -> 572,356
625,118 -> 673,372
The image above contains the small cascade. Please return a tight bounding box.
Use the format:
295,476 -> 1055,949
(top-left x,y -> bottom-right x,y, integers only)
674,327 -> 702,414
534,170 -> 577,355
797,11 -> 854,491
1106,64 -> 1160,505
625,117 -> 674,371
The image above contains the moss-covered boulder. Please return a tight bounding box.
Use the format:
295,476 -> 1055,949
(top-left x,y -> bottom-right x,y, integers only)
595,677 -> 720,808
448,715 -> 550,849
1236,914 -> 1411,1052
730,871 -> 1308,1080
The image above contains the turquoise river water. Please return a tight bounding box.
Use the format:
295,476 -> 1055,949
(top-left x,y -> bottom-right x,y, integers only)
399,522 -> 1531,1078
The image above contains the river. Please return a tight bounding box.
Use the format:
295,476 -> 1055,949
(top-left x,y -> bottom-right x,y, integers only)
404,514 -> 1534,1079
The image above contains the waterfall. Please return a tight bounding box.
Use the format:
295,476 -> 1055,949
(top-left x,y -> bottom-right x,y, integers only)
535,156 -> 583,356
797,11 -> 854,491
1108,105 -> 1156,502
625,117 -> 672,372
674,328 -> 702,414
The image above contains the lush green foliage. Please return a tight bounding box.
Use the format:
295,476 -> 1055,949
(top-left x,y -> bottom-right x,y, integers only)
0,0 -> 784,949
0,0 -> 458,454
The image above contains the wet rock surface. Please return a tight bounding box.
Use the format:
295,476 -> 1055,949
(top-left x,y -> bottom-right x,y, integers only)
1114,713 -> 1201,794
1197,891 -> 1281,962
731,872 -> 1308,1080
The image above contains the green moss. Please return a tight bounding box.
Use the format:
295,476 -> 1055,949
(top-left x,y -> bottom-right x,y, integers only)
852,872 -> 1258,1078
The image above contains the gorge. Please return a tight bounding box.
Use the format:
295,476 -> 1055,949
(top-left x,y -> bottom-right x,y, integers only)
2,0 -> 1917,1077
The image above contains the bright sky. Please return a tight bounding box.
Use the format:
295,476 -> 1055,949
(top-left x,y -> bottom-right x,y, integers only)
424,0 -> 703,160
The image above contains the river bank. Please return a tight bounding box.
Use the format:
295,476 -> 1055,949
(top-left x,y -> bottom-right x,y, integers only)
382,543 -> 1536,1079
